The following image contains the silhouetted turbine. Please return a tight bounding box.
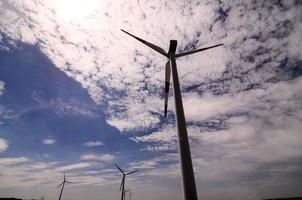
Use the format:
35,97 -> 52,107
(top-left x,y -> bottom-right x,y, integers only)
121,29 -> 223,200
57,174 -> 72,200
115,164 -> 138,200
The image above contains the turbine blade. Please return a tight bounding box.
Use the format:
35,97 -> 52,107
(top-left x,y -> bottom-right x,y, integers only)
126,170 -> 138,175
57,182 -> 64,188
164,61 -> 171,118
121,29 -> 168,58
66,181 -> 73,184
115,163 -> 124,174
175,43 -> 223,58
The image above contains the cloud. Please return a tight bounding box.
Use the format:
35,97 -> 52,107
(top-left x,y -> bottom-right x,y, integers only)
32,92 -> 98,118
132,124 -> 177,152
29,162 -> 52,170
0,138 -> 8,152
0,159 -> 116,189
0,157 -> 30,165
0,81 -> 5,125
0,80 -> 4,96
56,162 -> 92,172
80,153 -> 115,162
130,77 -> 302,191
106,95 -> 162,132
84,140 -> 103,147
42,138 -> 55,145
129,153 -> 178,170
1,0 -> 301,135
133,124 -> 176,143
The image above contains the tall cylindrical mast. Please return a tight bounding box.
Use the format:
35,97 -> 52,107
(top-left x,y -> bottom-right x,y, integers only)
169,40 -> 198,200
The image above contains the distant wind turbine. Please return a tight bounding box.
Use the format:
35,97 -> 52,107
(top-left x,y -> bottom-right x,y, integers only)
121,29 -> 223,200
115,163 -> 138,200
57,174 -> 72,200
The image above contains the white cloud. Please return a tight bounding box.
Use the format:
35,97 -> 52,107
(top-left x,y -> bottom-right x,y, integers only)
183,77 -> 302,123
107,95 -> 162,132
80,153 -> 115,162
129,153 -> 178,170
32,93 -> 98,118
130,77 -> 302,192
1,0 -> 301,135
0,157 -> 30,165
0,138 -> 8,152
42,138 -> 55,145
56,162 -> 92,172
52,0 -> 103,23
29,162 -> 51,170
182,91 -> 255,122
0,160 -> 116,189
84,140 -> 103,147
0,80 -> 4,96
0,170 -> 104,196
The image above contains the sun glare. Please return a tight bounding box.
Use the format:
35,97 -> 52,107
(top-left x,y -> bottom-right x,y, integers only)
52,0 -> 101,22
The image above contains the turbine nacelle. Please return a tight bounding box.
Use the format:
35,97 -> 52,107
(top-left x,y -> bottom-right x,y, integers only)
168,40 -> 177,56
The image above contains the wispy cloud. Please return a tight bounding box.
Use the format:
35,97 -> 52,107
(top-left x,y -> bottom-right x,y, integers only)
32,92 -> 98,118
0,80 -> 4,96
0,157 -> 30,165
0,159 -> 116,189
42,138 -> 55,145
132,124 -> 177,152
84,140 -> 103,147
80,153 -> 115,162
56,162 -> 92,172
29,162 -> 52,170
129,153 -> 178,170
0,138 -> 8,152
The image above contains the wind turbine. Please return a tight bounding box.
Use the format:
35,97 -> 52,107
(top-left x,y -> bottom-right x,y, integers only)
115,163 -> 138,200
121,29 -> 223,200
57,174 -> 72,200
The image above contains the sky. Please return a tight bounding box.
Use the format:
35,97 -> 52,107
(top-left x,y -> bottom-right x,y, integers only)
0,0 -> 302,200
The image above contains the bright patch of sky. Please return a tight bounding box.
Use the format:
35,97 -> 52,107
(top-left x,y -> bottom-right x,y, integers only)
42,138 -> 55,145
0,138 -> 8,152
84,140 -> 103,147
0,0 -> 302,200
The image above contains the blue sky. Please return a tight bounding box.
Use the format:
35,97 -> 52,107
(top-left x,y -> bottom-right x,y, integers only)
1,0 -> 302,200
0,37 -> 137,159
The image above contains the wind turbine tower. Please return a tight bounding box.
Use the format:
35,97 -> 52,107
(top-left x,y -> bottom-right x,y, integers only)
57,174 -> 73,200
115,163 -> 138,200
121,29 -> 223,200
